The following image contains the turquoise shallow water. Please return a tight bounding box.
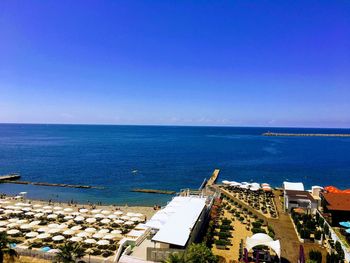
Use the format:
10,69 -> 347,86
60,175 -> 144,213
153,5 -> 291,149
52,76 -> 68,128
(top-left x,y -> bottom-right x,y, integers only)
0,124 -> 350,205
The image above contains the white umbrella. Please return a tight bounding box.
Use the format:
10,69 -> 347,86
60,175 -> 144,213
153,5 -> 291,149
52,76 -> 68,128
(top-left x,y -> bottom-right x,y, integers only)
91,209 -> 101,214
100,219 -> 111,224
25,212 -> 35,216
53,206 -> 63,210
124,221 -> 134,226
34,213 -> 44,218
121,216 -> 130,220
17,219 -> 28,224
114,211 -> 123,216
48,223 -> 60,228
63,229 -> 75,236
43,206 -> 52,210
107,215 -> 117,219
7,229 -> 20,235
71,212 -> 81,216
21,207 -> 32,212
114,220 -> 124,224
84,239 -> 96,244
43,210 -> 52,214
71,225 -> 82,231
86,218 -> 96,224
126,212 -> 136,217
92,233 -> 104,239
74,216 -> 84,222
79,208 -> 89,213
94,214 -> 105,219
37,233 -> 50,239
3,210 -> 14,214
29,221 -> 41,226
25,231 -> 39,238
64,208 -> 73,212
37,227 -> 48,233
0,227 -> 7,232
64,216 -> 74,221
47,214 -> 58,219
69,236 -> 82,242
101,210 -> 111,215
84,227 -> 96,233
54,211 -> 65,215
130,217 -> 141,222
98,229 -> 109,234
12,210 -> 23,215
57,224 -> 68,229
77,232 -> 90,238
20,224 -> 32,230
97,240 -> 110,246
0,221 -> 8,227
111,229 -> 122,235
133,213 -> 144,217
52,235 -> 65,241
48,228 -> 61,234
7,223 -> 19,228
33,204 -> 42,208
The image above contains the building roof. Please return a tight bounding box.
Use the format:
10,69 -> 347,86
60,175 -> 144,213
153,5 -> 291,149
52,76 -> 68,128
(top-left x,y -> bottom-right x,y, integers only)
322,193 -> 350,211
283,182 -> 304,191
151,196 -> 206,247
285,190 -> 316,202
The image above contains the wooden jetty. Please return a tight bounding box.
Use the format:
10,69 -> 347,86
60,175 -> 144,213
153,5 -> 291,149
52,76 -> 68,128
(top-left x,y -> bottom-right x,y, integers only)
263,132 -> 350,137
131,188 -> 176,195
206,169 -> 220,186
0,173 -> 21,181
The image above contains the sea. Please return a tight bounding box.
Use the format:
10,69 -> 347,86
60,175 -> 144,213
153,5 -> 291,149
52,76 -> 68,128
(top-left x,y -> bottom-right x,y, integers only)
0,124 -> 350,206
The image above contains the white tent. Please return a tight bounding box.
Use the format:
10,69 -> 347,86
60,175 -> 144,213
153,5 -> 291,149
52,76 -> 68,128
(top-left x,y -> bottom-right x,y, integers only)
246,233 -> 281,258
283,182 -> 304,191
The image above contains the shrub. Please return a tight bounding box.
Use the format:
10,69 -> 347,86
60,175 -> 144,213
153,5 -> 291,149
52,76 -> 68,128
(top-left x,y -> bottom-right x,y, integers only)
252,228 -> 266,234
309,250 -> 322,263
314,230 -> 322,240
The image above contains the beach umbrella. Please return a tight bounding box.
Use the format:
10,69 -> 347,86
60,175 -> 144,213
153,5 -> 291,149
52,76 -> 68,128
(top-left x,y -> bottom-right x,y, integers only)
37,233 -> 51,239
25,212 -> 35,217
3,210 -> 14,214
64,216 -> 74,221
7,223 -> 19,228
41,247 -> 51,252
114,211 -> 123,216
21,207 -> 32,212
133,213 -> 144,218
54,210 -> 65,215
114,220 -> 124,225
34,213 -> 44,218
103,234 -> 116,240
17,219 -> 28,224
84,239 -> 96,244
54,206 -> 63,210
26,231 -> 39,238
92,233 -> 105,239
86,218 -> 96,224
107,214 -> 117,219
48,228 -> 61,234
94,214 -> 105,219
43,206 -> 52,210
121,216 -> 130,220
91,209 -> 101,214
47,214 -> 58,220
71,225 -> 82,231
77,232 -> 90,238
97,240 -> 110,246
0,200 -> 10,204
52,235 -> 65,242
37,227 -> 48,233
100,219 -> 111,225
74,216 -> 85,222
124,221 -> 134,226
14,196 -> 23,199
7,229 -> 20,235
339,222 -> 350,228
101,210 -> 111,215
8,218 -> 19,223
63,229 -> 75,236
43,210 -> 53,214
20,224 -> 32,230
98,229 -> 109,234
0,221 -> 8,227
85,227 -> 97,233
69,236 -> 83,242
130,217 -> 141,222
111,229 -> 122,235
33,204 -> 42,208
12,210 -> 24,215
57,223 -> 68,229
48,223 -> 60,228
0,228 -> 7,233
126,212 -> 136,217
72,212 -> 81,216
64,208 -> 73,212
79,208 -> 89,213
29,220 -> 41,226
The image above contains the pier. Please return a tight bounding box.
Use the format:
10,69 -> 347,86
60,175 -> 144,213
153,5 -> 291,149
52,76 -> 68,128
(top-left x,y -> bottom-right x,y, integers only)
0,173 -> 21,181
131,188 -> 176,195
263,132 -> 350,137
206,169 -> 220,186
1,180 -> 103,189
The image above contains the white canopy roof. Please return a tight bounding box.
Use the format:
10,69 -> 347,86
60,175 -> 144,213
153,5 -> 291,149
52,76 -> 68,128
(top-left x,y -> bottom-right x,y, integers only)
151,196 -> 206,247
246,233 -> 281,258
283,182 -> 304,191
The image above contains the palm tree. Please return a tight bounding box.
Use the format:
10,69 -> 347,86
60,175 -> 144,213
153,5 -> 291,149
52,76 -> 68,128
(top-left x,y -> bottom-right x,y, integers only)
0,232 -> 18,263
163,252 -> 186,263
55,242 -> 86,263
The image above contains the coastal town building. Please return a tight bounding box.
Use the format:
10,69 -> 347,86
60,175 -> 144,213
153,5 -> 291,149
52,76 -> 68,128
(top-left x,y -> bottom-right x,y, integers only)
284,190 -> 318,212
321,192 -> 350,226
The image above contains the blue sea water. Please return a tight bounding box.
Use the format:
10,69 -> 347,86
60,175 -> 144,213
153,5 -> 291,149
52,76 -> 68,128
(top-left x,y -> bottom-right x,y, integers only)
0,124 -> 350,206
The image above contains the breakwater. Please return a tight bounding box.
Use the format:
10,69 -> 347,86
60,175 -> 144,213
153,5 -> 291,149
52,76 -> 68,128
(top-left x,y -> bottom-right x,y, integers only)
263,132 -> 350,137
1,180 -> 103,189
131,188 -> 176,195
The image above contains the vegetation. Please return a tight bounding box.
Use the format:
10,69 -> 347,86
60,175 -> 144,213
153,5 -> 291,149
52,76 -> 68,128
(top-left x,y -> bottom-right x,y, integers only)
0,232 -> 18,263
309,250 -> 322,263
55,242 -> 86,263
164,243 -> 218,263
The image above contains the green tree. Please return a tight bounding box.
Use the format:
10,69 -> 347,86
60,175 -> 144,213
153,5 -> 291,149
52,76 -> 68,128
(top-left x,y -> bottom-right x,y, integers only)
0,232 -> 18,263
55,242 -> 86,263
163,252 -> 186,263
185,243 -> 218,263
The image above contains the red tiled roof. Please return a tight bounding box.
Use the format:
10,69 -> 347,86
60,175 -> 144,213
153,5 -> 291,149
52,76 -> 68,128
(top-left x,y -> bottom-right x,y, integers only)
322,192 -> 350,211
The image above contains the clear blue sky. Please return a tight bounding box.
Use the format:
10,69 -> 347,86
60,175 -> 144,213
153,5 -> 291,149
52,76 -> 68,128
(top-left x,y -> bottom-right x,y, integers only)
1,1 -> 349,127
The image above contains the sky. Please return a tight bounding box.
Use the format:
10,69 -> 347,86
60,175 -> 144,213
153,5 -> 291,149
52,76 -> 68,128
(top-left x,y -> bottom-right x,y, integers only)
0,1 -> 349,127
